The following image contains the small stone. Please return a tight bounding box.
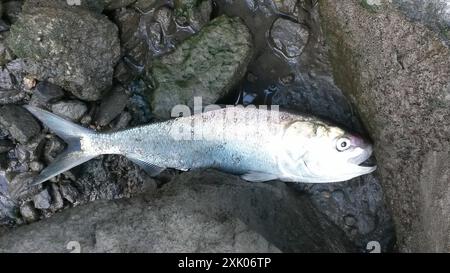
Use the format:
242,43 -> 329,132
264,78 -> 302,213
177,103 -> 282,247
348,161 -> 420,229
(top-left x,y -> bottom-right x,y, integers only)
0,105 -> 41,143
19,202 -> 39,223
43,137 -> 65,163
29,161 -> 44,172
273,0 -> 300,16
270,18 -> 309,58
14,145 -> 30,163
114,111 -> 132,130
59,183 -> 79,204
50,184 -> 64,211
95,86 -> 130,127
3,1 -> 22,24
9,172 -> 41,201
51,100 -> 88,122
23,76 -> 37,90
33,189 -> 52,210
34,81 -> 65,103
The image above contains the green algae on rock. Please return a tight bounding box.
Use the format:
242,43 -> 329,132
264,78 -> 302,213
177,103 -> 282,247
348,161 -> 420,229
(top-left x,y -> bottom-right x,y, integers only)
145,15 -> 253,119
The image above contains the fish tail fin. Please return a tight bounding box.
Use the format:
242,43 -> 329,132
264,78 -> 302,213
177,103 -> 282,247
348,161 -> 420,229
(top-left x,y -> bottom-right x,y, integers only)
24,105 -> 99,187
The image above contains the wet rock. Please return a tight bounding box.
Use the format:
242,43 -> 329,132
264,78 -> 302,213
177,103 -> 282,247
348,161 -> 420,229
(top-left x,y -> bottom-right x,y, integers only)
7,5 -> 121,101
51,101 -> 88,122
146,15 -> 253,118
0,105 -> 41,144
0,170 -> 358,252
270,17 -> 309,58
95,86 -> 130,127
19,202 -> 39,223
174,0 -> 212,31
320,0 -> 450,252
33,189 -> 51,210
34,82 -> 65,103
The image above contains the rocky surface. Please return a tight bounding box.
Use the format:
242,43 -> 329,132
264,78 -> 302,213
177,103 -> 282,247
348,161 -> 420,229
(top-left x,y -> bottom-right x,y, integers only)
319,0 -> 450,252
0,170 -> 359,253
7,3 -> 121,100
145,15 -> 253,118
0,0 -> 402,253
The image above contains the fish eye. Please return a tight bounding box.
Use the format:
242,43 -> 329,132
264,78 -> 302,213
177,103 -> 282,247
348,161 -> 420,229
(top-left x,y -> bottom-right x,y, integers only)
336,137 -> 351,152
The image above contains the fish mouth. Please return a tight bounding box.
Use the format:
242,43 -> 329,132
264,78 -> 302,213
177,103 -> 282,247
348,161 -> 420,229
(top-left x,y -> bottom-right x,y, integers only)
347,147 -> 377,173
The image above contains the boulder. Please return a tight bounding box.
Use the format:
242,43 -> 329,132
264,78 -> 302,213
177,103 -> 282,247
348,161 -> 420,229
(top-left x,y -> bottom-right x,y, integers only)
319,0 -> 450,252
145,15 -> 253,119
7,5 -> 121,101
0,170 -> 357,252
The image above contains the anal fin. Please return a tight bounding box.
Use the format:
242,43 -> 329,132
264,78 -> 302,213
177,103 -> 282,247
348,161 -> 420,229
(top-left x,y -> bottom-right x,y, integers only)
128,156 -> 166,177
241,172 -> 278,183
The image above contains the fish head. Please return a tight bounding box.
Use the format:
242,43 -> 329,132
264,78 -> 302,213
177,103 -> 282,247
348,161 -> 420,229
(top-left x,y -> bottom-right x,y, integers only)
277,120 -> 377,183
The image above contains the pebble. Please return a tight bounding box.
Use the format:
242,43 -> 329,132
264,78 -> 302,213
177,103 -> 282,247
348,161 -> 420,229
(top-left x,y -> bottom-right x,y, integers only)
33,189 -> 52,210
19,202 -> 39,223
95,86 -> 129,127
51,100 -> 88,122
34,81 -> 65,103
0,105 -> 41,144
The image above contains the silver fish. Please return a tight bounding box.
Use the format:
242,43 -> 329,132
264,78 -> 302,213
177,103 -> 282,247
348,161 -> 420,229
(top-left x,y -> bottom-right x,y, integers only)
24,105 -> 376,186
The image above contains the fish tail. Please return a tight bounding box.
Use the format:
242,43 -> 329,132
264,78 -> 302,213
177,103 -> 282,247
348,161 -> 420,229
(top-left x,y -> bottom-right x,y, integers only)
24,105 -> 99,187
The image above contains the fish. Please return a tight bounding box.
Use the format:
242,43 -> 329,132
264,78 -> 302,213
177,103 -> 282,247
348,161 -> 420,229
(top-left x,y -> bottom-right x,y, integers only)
24,105 -> 376,187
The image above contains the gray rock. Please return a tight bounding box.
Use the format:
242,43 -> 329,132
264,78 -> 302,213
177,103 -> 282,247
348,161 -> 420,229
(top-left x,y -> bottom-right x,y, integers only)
95,86 -> 130,127
51,101 -> 88,122
0,170 -> 358,253
7,5 -> 121,101
270,18 -> 309,58
49,184 -> 64,211
19,202 -> 39,223
133,0 -> 158,13
43,136 -> 64,163
273,0 -> 300,16
320,0 -> 450,252
0,67 -> 23,105
0,105 -> 41,144
33,189 -> 51,210
29,161 -> 44,172
0,36 -> 13,67
59,183 -> 79,204
145,15 -> 253,118
34,82 -> 65,103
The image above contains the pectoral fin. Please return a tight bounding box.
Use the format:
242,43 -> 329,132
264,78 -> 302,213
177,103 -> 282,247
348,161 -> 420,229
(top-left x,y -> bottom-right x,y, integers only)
128,156 -> 166,177
241,172 -> 278,182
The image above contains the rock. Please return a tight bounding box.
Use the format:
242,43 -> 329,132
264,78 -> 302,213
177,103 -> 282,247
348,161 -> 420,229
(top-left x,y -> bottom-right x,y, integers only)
113,111 -> 132,129
174,0 -> 212,31
0,37 -> 13,67
19,202 -> 39,223
0,140 -> 13,154
145,15 -> 253,118
59,183 -> 79,204
0,170 -> 357,252
51,101 -> 88,122
7,6 -> 121,101
34,82 -> 65,103
0,105 -> 41,144
133,0 -> 158,13
95,86 -> 130,127
320,0 -> 450,252
33,189 -> 51,210
43,136 -> 64,163
0,67 -> 23,105
29,161 -> 44,172
49,184 -> 64,211
104,0 -> 137,10
21,0 -> 105,13
273,0 -> 300,16
8,172 -> 41,202
3,1 -> 22,24
270,17 -> 309,58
